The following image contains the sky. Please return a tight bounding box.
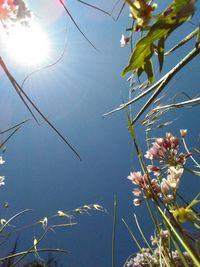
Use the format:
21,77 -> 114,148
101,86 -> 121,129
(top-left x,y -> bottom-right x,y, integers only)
0,1 -> 200,266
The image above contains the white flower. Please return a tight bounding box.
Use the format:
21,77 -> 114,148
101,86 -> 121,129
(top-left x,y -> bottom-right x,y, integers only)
120,34 -> 130,47
0,219 -> 6,225
39,217 -> 48,229
166,166 -> 183,190
0,156 -> 5,165
0,176 -> 5,186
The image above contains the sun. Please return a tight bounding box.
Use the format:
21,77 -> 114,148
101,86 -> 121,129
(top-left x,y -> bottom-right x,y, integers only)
3,24 -> 50,66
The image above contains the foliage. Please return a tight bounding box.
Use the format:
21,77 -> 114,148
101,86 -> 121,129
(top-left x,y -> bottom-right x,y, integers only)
113,1 -> 200,266
0,0 -> 200,266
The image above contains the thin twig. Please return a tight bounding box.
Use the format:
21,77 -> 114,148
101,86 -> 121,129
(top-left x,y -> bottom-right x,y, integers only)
0,119 -> 30,134
0,57 -> 81,160
131,47 -> 200,124
58,0 -> 98,51
103,47 -> 200,119
0,248 -> 67,262
112,195 -> 117,267
0,127 -> 21,149
77,0 -> 110,16
152,97 -> 200,112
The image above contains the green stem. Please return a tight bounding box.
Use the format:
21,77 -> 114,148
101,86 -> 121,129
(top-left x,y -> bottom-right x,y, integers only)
112,195 -> 117,267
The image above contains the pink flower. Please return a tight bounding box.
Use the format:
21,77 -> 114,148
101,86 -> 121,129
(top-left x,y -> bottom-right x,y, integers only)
133,198 -> 142,206
132,188 -> 142,197
147,165 -> 160,176
127,171 -> 145,185
161,179 -> 171,194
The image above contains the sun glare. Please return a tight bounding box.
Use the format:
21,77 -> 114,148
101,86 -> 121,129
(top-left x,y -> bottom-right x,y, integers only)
3,24 -> 50,65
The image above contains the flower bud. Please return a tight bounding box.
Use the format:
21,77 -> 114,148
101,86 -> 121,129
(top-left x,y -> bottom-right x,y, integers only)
180,129 -> 187,138
133,198 -> 142,206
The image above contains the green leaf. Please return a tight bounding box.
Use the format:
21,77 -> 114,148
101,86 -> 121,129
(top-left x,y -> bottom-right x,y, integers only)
137,66 -> 144,78
157,37 -> 165,71
122,44 -> 151,76
144,59 -> 154,83
122,0 -> 197,78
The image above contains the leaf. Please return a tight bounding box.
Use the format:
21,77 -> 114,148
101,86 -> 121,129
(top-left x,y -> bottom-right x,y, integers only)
122,44 -> 151,76
157,37 -> 165,71
144,59 -> 154,83
137,66 -> 144,78
122,0 -> 197,78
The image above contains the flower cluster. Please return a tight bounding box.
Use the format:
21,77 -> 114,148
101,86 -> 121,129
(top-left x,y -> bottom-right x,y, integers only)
128,0 -> 157,30
128,171 -> 161,206
145,133 -> 190,166
126,248 -> 194,267
126,229 -> 194,267
128,132 -> 191,206
0,0 -> 31,26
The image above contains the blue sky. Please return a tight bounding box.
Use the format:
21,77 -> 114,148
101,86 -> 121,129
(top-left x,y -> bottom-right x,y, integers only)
0,1 -> 200,266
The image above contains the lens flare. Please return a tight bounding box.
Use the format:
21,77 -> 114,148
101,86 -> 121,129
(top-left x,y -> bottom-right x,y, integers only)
3,24 -> 50,65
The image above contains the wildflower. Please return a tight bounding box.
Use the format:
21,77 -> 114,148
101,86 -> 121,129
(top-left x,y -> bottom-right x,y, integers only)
128,0 -> 156,29
132,188 -> 142,197
147,165 -> 160,176
126,248 -> 193,267
160,229 -> 169,240
92,204 -> 104,211
57,210 -> 67,217
166,166 -> 183,190
0,156 -> 5,164
161,178 -> 171,194
171,204 -> 200,224
0,176 -> 5,186
180,129 -> 187,138
145,132 -> 190,167
150,230 -> 169,246
120,34 -> 130,47
0,0 -> 32,26
133,198 -> 142,206
128,171 -> 161,204
0,218 -> 6,225
57,210 -> 73,221
128,171 -> 147,186
151,179 -> 161,196
39,217 -> 48,229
